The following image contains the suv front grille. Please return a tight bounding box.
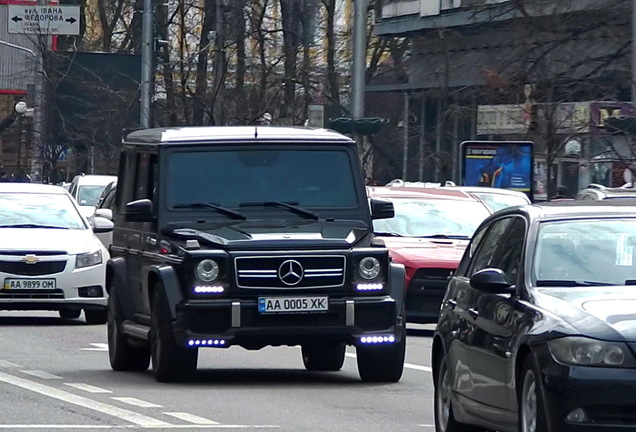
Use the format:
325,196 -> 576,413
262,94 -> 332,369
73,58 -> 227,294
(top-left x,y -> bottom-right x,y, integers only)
235,255 -> 346,289
0,261 -> 67,276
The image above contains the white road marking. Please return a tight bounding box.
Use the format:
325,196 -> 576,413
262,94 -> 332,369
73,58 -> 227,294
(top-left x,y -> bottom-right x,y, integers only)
0,426 -> 279,429
0,360 -> 21,368
112,397 -> 163,408
345,353 -> 432,372
81,343 -> 109,351
164,412 -> 220,425
0,371 -> 171,427
20,370 -> 63,379
65,383 -> 113,394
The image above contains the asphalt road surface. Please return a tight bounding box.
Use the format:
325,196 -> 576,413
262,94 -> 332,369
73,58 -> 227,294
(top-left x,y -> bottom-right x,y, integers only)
0,311 -> 435,432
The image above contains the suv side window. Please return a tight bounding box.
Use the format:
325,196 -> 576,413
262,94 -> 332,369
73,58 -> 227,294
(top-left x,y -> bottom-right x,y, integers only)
116,151 -> 136,212
134,153 -> 150,201
468,218 -> 513,276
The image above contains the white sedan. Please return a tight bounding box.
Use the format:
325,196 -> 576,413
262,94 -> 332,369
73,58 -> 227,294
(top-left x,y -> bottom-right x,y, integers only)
0,183 -> 112,324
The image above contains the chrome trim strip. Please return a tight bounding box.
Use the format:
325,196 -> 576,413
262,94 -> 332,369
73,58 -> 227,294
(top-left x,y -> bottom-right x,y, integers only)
231,301 -> 241,328
346,300 -> 355,326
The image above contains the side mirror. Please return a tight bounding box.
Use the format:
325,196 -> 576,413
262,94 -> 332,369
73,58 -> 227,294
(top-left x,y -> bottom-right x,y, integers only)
470,268 -> 515,294
92,216 -> 114,234
95,208 -> 113,221
125,199 -> 154,222
370,198 -> 395,220
94,208 -> 113,221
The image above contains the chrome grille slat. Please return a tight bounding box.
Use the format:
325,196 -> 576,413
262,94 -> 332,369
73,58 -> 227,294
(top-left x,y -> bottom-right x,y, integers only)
235,255 -> 346,289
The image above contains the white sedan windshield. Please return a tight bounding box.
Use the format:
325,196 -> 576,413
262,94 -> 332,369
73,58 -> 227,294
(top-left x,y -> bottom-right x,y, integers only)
372,198 -> 491,238
534,219 -> 636,286
0,193 -> 86,229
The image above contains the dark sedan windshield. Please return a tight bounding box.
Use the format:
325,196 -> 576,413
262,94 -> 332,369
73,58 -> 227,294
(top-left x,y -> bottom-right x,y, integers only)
372,198 -> 490,238
166,149 -> 358,209
533,219 -> 636,286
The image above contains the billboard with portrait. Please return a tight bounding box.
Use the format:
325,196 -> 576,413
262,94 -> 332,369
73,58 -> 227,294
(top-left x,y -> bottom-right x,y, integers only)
460,141 -> 534,201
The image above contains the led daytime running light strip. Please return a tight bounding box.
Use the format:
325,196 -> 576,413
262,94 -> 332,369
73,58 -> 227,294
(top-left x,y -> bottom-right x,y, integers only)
360,335 -> 395,344
194,286 -> 225,294
355,283 -> 384,291
187,339 -> 226,347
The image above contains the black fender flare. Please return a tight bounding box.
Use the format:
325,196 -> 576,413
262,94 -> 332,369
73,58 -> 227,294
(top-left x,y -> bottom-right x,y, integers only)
106,257 -> 136,321
388,262 -> 406,316
148,265 -> 184,321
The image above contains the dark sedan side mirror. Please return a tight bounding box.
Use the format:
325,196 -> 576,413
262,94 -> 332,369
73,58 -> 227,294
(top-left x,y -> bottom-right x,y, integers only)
470,268 -> 515,294
125,199 -> 154,222
370,198 -> 395,220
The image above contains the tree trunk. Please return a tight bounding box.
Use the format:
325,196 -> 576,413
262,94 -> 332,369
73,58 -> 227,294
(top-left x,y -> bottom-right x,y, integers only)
193,0 -> 216,126
324,0 -> 339,104
233,0 -> 247,124
279,0 -> 302,119
156,0 -> 178,126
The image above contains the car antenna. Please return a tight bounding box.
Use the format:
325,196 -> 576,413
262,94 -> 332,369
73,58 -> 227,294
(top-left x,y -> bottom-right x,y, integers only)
254,127 -> 258,139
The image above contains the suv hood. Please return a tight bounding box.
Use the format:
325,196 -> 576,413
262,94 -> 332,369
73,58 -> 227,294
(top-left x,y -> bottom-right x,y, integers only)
164,220 -> 371,249
0,228 -> 100,255
380,237 -> 469,268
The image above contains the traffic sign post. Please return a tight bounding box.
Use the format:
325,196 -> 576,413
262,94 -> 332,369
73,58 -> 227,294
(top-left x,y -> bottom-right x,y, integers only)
7,5 -> 80,35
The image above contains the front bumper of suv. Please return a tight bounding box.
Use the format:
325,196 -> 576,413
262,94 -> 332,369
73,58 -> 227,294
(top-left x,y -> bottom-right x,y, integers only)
173,296 -> 401,349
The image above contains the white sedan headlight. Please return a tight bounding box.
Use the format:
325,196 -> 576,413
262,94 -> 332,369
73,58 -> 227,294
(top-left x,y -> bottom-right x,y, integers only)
548,336 -> 636,367
76,250 -> 103,269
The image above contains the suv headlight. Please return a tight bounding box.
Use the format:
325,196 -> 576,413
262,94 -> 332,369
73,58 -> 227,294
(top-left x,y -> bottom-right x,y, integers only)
358,257 -> 381,280
548,336 -> 636,367
195,259 -> 220,283
76,250 -> 103,269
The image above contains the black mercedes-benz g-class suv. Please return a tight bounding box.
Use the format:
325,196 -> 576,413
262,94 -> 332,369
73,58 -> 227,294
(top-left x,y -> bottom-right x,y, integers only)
105,126 -> 406,383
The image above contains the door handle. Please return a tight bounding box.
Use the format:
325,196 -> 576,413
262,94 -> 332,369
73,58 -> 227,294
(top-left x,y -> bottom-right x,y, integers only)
468,307 -> 479,318
447,299 -> 457,309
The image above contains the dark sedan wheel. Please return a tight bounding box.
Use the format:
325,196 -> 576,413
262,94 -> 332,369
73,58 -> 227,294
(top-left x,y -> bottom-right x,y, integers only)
107,285 -> 150,372
150,288 -> 198,382
520,355 -> 549,432
302,343 -> 346,371
434,353 -> 485,432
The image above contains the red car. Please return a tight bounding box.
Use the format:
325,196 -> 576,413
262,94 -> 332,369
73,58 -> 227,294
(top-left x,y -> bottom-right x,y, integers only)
368,186 -> 492,323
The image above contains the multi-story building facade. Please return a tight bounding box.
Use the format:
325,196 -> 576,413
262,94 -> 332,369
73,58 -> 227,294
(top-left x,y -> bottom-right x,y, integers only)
372,0 -> 632,198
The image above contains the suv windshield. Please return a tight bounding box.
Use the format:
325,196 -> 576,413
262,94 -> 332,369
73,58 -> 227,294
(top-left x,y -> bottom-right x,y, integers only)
0,193 -> 86,229
533,219 -> 636,286
372,198 -> 490,238
166,149 -> 358,209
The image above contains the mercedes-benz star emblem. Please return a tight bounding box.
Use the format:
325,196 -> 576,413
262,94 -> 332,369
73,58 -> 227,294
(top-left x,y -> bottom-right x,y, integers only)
278,259 -> 304,286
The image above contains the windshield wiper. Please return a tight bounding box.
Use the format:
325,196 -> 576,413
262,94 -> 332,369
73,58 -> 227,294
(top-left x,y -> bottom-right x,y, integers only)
374,231 -> 403,237
173,202 -> 247,220
417,234 -> 471,240
0,224 -> 70,229
239,201 -> 319,220
535,280 -> 616,287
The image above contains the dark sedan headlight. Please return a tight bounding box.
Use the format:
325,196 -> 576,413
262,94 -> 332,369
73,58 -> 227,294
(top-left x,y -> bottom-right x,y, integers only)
548,336 -> 636,367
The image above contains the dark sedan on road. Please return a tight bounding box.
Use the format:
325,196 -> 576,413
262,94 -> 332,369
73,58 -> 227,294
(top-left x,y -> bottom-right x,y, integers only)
433,201 -> 636,432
